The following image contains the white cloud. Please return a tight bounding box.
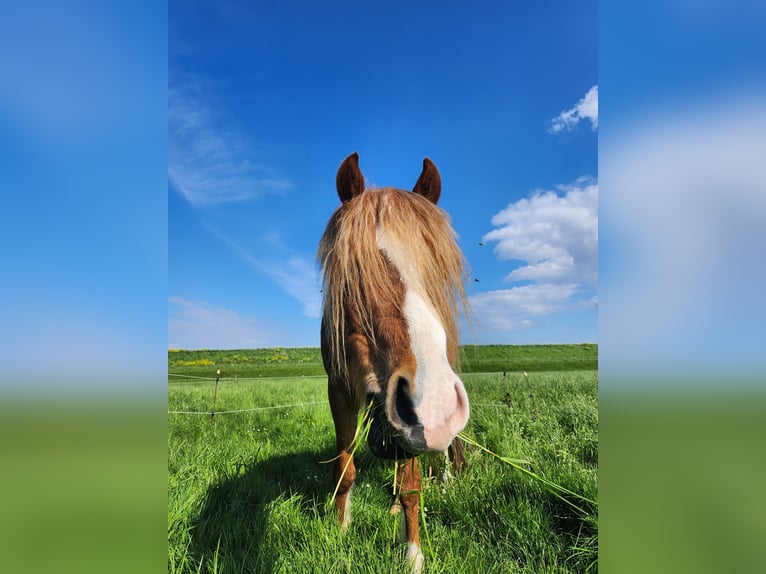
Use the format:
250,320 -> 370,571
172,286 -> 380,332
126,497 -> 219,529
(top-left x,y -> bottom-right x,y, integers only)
168,297 -> 276,349
477,83 -> 599,337
549,85 -> 598,133
471,283 -> 590,331
471,178 -> 598,334
168,84 -> 292,205
483,179 -> 598,287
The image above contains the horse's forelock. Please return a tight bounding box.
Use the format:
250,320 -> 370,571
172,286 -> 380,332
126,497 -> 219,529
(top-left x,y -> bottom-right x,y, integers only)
318,188 -> 468,380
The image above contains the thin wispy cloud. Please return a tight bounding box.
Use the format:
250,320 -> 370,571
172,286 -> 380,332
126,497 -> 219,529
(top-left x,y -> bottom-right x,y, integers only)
168,296 -> 276,349
473,178 -> 598,332
168,83 -> 292,206
202,222 -> 322,319
549,85 -> 598,133
470,283 -> 591,331
261,256 -> 323,319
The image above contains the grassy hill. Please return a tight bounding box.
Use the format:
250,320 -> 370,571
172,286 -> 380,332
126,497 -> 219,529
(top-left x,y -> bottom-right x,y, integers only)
168,344 -> 597,380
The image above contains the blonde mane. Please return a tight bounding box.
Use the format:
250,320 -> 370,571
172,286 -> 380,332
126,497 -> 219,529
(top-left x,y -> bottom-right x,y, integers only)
318,187 -> 469,379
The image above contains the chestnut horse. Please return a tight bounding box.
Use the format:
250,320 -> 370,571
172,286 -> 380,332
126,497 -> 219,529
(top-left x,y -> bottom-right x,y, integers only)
318,153 -> 470,571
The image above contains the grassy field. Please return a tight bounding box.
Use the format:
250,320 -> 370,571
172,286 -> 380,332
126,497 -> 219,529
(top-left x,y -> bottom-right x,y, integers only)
168,346 -> 598,573
168,343 -> 597,379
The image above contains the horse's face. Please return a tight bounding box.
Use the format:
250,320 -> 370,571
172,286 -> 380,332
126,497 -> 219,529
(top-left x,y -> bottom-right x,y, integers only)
331,153 -> 470,458
358,281 -> 470,459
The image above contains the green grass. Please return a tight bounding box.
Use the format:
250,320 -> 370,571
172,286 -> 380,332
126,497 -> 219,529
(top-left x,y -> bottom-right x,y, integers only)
168,347 -> 597,573
460,343 -> 597,372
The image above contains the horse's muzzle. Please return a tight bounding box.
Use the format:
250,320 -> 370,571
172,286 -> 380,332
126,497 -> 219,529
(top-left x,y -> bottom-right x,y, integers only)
365,394 -> 424,459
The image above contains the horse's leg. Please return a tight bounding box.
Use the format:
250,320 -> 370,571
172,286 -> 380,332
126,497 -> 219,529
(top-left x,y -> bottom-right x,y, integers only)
448,436 -> 466,473
441,450 -> 454,482
328,383 -> 358,530
397,457 -> 424,572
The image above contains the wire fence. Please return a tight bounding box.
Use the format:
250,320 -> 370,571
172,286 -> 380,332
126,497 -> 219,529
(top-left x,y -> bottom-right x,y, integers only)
168,400 -> 509,416
167,370 -> 516,382
168,370 -> 525,416
168,372 -> 328,383
168,401 -> 326,415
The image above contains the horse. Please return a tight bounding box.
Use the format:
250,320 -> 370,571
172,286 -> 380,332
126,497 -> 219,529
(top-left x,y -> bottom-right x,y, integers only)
318,152 -> 470,571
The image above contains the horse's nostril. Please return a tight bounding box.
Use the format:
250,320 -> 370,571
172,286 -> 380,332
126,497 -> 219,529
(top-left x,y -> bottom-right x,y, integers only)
395,377 -> 419,426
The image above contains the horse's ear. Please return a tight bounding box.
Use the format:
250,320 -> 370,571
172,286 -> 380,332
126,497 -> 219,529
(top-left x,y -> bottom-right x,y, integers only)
336,152 -> 365,203
412,157 -> 441,204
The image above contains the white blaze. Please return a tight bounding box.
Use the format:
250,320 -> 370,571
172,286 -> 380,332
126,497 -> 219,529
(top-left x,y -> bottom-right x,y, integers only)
404,290 -> 456,411
378,221 -> 470,451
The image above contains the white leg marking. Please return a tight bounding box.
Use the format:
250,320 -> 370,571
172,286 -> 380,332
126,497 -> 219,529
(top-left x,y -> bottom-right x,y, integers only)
406,542 -> 424,573
340,485 -> 352,531
441,450 -> 453,482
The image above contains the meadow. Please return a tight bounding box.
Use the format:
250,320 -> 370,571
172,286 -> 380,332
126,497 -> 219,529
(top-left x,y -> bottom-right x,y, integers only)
168,345 -> 598,573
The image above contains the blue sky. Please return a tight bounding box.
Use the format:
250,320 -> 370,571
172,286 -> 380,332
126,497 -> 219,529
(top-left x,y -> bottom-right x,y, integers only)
1,1 -> 167,388
168,0 -> 598,349
2,0 -> 760,386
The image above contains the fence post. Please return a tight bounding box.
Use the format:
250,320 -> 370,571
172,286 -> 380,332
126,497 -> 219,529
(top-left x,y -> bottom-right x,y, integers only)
210,368 -> 221,421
